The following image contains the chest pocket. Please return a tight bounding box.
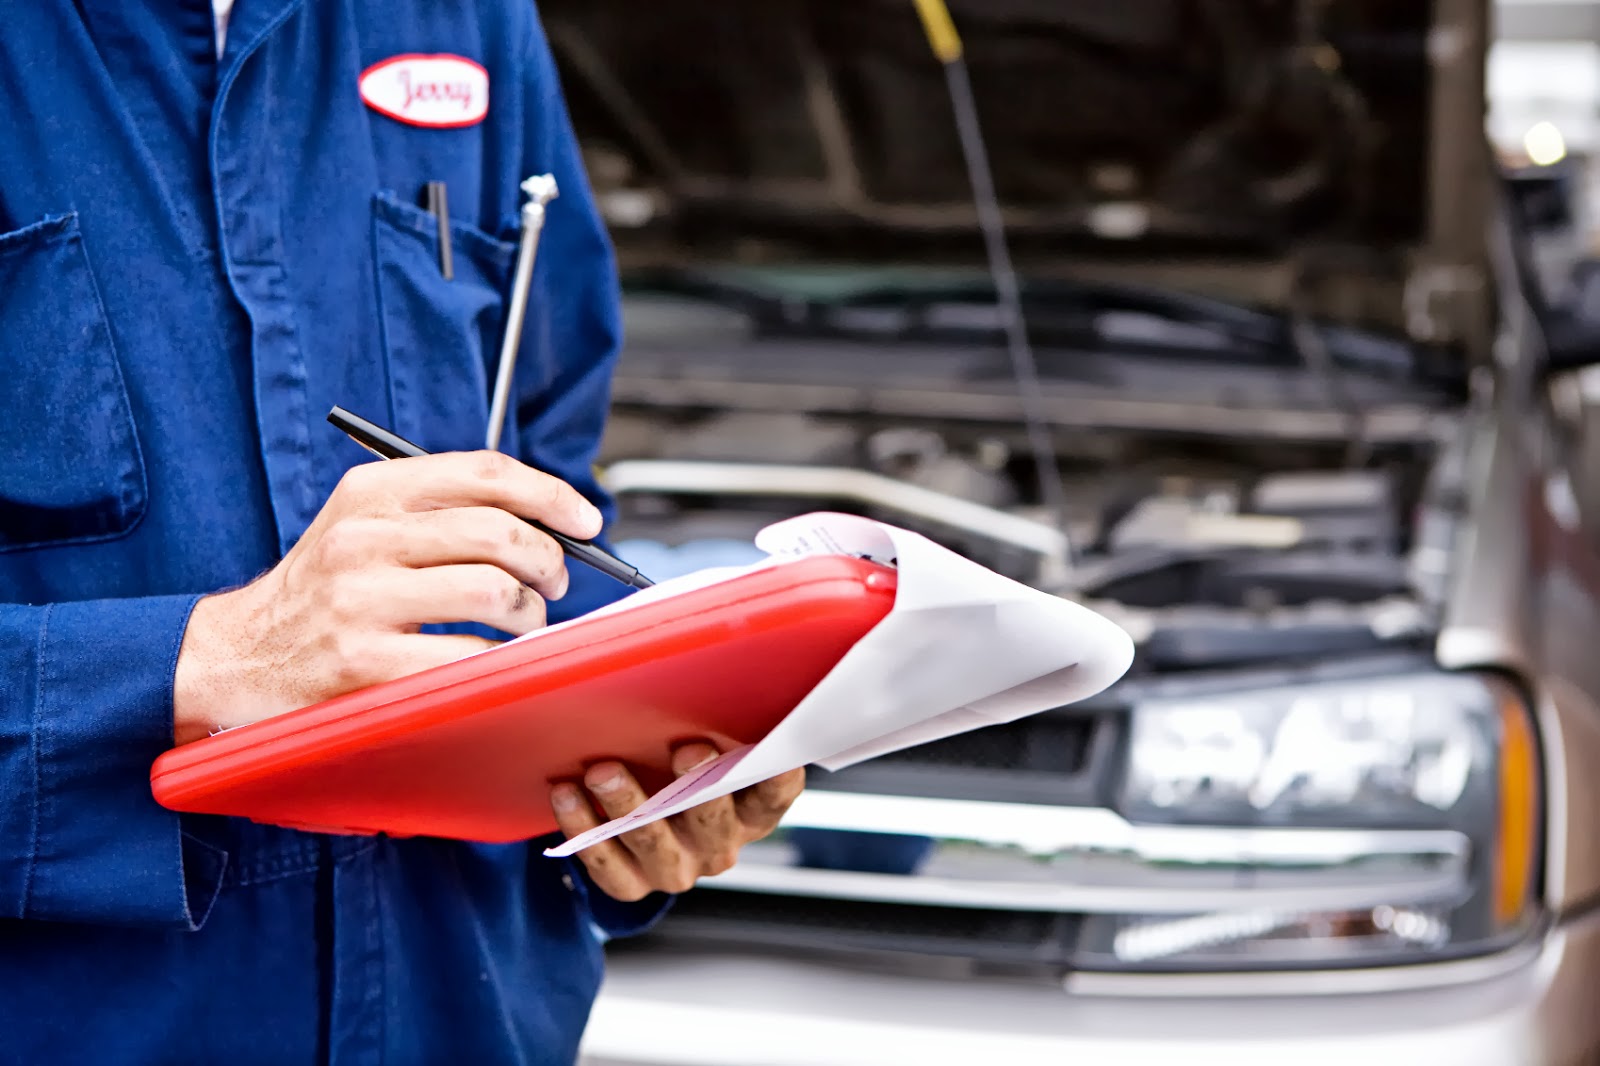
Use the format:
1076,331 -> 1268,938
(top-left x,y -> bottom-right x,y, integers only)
0,213 -> 147,552
370,192 -> 517,453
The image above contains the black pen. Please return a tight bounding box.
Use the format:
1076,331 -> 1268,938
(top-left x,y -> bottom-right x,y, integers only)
425,180 -> 453,280
327,405 -> 654,590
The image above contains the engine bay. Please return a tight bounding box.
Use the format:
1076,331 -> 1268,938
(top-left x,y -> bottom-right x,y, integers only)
600,374 -> 1461,678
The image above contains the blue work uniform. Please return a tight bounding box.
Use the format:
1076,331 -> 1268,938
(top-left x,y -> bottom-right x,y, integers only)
0,1 -> 664,1062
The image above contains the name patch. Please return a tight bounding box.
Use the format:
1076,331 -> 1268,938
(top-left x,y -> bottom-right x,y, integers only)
359,54 -> 489,128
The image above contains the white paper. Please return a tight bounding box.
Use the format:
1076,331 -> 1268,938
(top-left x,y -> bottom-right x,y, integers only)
544,512 -> 1134,857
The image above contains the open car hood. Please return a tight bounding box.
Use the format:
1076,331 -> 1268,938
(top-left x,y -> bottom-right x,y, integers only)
540,0 -> 1493,352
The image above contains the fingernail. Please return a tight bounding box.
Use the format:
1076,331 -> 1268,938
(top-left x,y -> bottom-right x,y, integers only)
551,565 -> 570,601
578,500 -> 603,536
551,785 -> 582,812
587,766 -> 625,793
673,745 -> 719,775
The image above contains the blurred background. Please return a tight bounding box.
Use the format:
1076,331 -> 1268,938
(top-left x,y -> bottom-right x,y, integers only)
523,1 -> 1600,1063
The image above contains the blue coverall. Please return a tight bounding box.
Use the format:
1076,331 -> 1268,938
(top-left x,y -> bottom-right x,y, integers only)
0,2 -> 663,1061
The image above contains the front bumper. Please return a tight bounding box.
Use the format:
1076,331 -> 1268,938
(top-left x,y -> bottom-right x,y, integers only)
579,908 -> 1600,1066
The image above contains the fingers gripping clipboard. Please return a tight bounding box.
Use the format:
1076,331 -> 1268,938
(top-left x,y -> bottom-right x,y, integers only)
149,513 -> 1134,847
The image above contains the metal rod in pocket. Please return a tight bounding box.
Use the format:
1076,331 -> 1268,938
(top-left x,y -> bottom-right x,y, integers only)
486,174 -> 559,452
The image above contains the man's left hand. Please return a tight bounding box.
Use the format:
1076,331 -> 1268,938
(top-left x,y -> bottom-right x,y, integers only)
550,743 -> 804,901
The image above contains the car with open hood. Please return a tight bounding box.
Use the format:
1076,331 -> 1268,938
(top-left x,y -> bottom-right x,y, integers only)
532,1 -> 1600,1062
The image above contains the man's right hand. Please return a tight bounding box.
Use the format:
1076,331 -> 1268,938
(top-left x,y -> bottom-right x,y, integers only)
171,450 -> 602,745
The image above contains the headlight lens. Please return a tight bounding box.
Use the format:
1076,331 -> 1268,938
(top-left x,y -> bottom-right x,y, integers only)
1075,670 -> 1541,970
1122,672 -> 1493,827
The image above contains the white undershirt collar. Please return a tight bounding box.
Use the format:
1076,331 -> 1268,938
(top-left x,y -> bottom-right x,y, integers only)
213,0 -> 236,58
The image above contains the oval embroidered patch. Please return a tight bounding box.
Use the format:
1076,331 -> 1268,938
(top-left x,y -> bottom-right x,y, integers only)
359,53 -> 489,129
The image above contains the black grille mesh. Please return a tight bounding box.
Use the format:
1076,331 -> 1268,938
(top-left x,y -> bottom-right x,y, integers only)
875,713 -> 1097,774
662,890 -> 1081,967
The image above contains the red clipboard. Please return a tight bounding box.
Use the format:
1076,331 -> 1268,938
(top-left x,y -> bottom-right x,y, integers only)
150,555 -> 897,843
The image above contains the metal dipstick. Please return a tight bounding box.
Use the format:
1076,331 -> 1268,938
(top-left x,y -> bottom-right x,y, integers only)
486,174 -> 559,451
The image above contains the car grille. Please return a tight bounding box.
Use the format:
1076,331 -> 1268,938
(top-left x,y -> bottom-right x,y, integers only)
639,705 -> 1123,967
810,704 -> 1121,808
872,712 -> 1097,775
655,891 -> 1083,969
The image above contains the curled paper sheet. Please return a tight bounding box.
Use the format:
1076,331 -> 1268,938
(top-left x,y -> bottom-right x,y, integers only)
544,512 -> 1133,858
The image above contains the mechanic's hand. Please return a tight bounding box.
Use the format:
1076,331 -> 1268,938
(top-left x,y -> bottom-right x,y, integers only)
551,742 -> 806,900
172,451 -> 601,744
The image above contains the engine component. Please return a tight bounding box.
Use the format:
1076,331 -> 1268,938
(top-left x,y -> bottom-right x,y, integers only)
1247,469 -> 1399,551
866,428 -> 1018,509
660,411 -> 860,466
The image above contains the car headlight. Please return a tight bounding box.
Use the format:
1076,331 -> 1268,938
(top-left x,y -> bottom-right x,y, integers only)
1075,670 -> 1540,970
